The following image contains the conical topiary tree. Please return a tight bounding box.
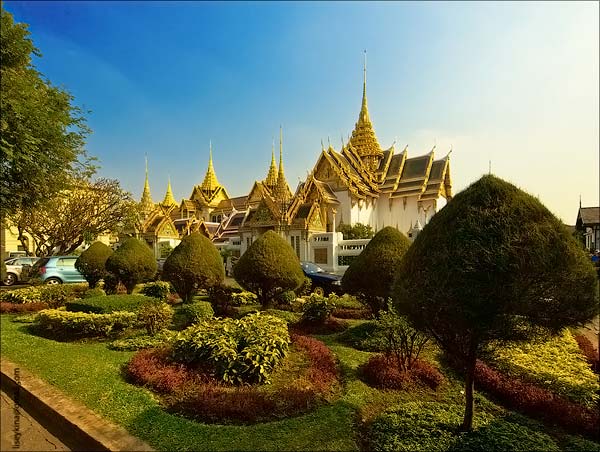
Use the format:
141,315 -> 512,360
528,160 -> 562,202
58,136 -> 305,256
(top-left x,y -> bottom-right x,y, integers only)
394,174 -> 599,432
342,226 -> 411,315
75,241 -> 113,288
163,232 -> 224,303
105,238 -> 157,294
233,230 -> 304,308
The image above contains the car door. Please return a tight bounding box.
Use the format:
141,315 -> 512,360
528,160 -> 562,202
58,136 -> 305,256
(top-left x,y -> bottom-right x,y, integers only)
57,257 -> 84,283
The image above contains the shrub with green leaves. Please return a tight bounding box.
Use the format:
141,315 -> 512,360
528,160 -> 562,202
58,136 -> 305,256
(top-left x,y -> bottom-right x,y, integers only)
301,293 -> 336,324
105,238 -> 157,294
172,313 -> 290,384
83,287 -> 106,299
342,226 -> 410,315
263,309 -> 301,324
233,231 -> 304,308
231,290 -> 258,306
174,301 -> 214,329
277,290 -> 296,306
75,241 -> 113,288
108,330 -> 175,351
66,294 -> 153,314
141,281 -> 172,301
137,299 -> 174,335
485,329 -> 600,408
0,284 -> 85,307
163,232 -> 224,303
34,309 -> 137,339
338,321 -> 388,351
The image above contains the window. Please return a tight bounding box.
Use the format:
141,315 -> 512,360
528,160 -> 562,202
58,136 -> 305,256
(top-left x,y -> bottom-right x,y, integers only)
290,236 -> 301,258
57,258 -> 76,267
314,248 -> 328,265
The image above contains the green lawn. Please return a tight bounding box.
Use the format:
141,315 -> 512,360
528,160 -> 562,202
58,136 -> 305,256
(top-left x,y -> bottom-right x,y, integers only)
1,314 -> 597,451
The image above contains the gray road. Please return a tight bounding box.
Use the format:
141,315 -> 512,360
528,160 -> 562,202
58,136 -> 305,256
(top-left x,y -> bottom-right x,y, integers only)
0,389 -> 69,452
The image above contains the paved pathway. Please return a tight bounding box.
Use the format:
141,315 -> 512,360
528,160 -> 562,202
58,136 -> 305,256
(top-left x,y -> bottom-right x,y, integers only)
0,389 -> 69,452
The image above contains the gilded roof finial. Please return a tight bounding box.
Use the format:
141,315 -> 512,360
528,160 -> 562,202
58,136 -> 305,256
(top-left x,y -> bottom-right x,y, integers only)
140,153 -> 155,213
201,141 -> 221,193
162,175 -> 177,207
278,125 -> 285,179
276,125 -> 290,203
265,138 -> 278,187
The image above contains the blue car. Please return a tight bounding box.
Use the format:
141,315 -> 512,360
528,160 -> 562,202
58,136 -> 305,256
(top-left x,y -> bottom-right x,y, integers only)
300,262 -> 342,296
30,256 -> 86,285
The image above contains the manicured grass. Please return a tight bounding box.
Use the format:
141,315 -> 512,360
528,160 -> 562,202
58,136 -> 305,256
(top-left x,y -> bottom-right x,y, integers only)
1,314 -> 597,451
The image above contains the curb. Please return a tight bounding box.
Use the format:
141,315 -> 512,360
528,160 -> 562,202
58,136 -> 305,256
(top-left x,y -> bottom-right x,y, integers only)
1,359 -> 154,451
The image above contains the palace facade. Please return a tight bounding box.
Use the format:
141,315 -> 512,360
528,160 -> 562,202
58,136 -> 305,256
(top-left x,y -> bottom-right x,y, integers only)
136,66 -> 453,273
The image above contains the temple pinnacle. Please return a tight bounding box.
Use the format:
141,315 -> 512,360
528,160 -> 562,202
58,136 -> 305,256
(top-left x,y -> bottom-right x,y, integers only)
201,141 -> 221,192
140,154 -> 155,214
265,138 -> 278,187
162,175 -> 177,207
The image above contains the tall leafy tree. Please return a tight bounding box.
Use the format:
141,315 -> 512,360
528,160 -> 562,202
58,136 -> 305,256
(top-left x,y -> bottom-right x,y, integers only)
0,7 -> 93,218
394,175 -> 599,431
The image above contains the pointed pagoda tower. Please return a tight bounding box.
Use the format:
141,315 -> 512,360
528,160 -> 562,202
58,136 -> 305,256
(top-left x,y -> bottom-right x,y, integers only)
275,126 -> 291,205
348,51 -> 383,172
140,155 -> 155,217
200,141 -> 222,197
161,176 -> 177,208
264,139 -> 278,190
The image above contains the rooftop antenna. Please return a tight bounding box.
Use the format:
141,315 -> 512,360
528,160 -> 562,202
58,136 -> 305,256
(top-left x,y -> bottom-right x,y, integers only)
579,194 -> 582,209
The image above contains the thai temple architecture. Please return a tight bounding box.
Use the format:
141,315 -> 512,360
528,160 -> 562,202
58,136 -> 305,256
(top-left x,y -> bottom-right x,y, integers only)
135,60 -> 453,272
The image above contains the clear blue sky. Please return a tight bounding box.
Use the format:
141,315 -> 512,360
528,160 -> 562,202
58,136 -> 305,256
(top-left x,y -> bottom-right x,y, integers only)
5,1 -> 599,223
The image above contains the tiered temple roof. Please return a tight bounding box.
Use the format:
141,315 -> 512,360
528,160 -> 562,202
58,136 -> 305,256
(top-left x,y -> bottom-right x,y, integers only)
139,156 -> 155,215
161,177 -> 178,207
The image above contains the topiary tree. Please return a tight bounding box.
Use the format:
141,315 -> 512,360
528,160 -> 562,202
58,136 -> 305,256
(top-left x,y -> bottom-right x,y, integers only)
105,238 -> 157,294
342,226 -> 411,315
163,232 -> 224,303
394,175 -> 599,432
233,230 -> 304,308
75,241 -> 113,288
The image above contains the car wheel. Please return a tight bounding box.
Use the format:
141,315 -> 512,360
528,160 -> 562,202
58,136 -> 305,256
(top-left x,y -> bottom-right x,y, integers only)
3,273 -> 17,286
313,286 -> 325,296
45,277 -> 62,285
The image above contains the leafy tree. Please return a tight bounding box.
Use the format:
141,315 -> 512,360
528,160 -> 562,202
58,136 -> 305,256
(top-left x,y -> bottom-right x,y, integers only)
0,8 -> 93,218
105,238 -> 157,294
394,175 -> 599,431
75,241 -> 113,288
342,226 -> 411,315
233,231 -> 304,308
163,232 -> 224,303
9,177 -> 138,256
338,222 -> 374,240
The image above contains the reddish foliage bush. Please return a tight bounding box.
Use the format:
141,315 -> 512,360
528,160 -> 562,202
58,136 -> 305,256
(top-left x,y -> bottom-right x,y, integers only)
332,308 -> 372,319
360,354 -> 445,390
292,317 -> 348,335
574,334 -> 599,373
475,360 -> 599,439
128,335 -> 340,424
0,302 -> 49,313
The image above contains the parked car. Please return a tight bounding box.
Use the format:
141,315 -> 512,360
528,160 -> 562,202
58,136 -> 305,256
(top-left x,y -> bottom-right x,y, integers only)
300,261 -> 342,296
2,257 -> 40,286
29,256 -> 86,285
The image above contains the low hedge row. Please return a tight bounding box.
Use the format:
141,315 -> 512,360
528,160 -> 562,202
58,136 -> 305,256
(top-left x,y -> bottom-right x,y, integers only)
0,284 -> 87,306
34,309 -> 138,339
66,294 -> 154,314
172,313 -> 290,384
173,301 -> 214,329
475,360 -> 599,439
360,354 -> 444,391
109,331 -> 175,351
0,302 -> 49,313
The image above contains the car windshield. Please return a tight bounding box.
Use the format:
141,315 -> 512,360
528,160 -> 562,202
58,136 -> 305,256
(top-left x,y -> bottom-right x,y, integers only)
302,262 -> 324,273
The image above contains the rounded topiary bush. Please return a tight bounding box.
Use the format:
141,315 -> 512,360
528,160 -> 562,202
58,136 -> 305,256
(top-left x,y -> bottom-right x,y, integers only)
75,241 -> 113,288
162,232 -> 224,303
233,231 -> 304,308
105,238 -> 157,294
342,226 -> 410,315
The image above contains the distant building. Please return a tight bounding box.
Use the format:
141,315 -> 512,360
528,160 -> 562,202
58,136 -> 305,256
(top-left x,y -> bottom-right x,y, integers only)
576,206 -> 600,251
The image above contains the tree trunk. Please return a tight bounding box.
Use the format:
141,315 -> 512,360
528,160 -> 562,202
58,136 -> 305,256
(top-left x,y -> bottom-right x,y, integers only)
460,349 -> 477,431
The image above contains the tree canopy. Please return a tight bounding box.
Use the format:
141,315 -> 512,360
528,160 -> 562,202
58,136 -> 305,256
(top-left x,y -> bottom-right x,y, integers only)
394,174 -> 599,431
342,226 -> 411,315
75,241 -> 114,288
0,8 -> 93,218
338,222 -> 374,240
105,238 -> 157,294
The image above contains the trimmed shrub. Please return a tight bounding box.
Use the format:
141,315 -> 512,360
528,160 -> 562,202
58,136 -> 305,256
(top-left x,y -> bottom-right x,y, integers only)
301,293 -> 336,324
207,284 -> 236,316
332,307 -> 372,319
127,347 -> 199,393
83,287 -> 105,298
277,290 -> 296,306
105,238 -> 157,294
103,272 -> 125,295
172,313 -> 290,384
338,321 -> 388,351
231,290 -> 258,306
34,309 -> 138,339
163,232 -> 224,303
342,226 -> 410,315
66,294 -> 153,314
137,299 -> 174,335
233,231 -> 304,308
574,334 -> 599,372
75,241 -> 113,288
141,281 -> 172,301
0,302 -> 49,313
174,301 -> 214,329
0,284 -> 85,307
109,331 -> 175,351
263,309 -> 301,324
361,354 -> 444,390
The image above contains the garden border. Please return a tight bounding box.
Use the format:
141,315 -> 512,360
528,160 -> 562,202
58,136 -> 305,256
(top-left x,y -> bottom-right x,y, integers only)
0,358 -> 153,451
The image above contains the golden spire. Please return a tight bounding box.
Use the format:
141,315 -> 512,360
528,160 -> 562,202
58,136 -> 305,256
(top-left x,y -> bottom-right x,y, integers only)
201,140 -> 221,193
349,50 -> 383,168
276,125 -> 290,203
140,154 -> 155,214
265,138 -> 278,187
161,175 -> 177,207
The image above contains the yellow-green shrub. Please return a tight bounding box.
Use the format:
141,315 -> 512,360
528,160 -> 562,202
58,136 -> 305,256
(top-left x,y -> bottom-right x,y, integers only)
34,309 -> 137,339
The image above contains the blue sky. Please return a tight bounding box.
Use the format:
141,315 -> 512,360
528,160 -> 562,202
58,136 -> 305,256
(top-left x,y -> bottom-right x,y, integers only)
5,1 -> 599,223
